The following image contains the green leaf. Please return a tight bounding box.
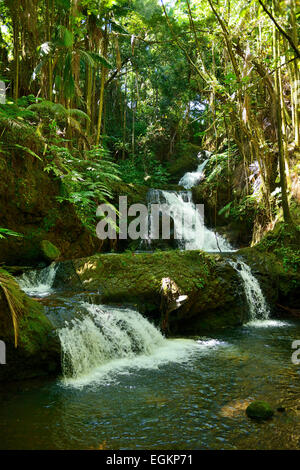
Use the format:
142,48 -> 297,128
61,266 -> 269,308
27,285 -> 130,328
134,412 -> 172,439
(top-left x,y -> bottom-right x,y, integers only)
63,28 -> 73,48
14,144 -> 42,161
89,52 -> 112,69
0,228 -> 23,239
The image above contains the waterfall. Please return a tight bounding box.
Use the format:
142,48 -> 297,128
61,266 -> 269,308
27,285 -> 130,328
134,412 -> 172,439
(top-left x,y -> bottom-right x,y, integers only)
146,189 -> 233,252
179,159 -> 209,189
175,151 -> 271,322
228,259 -> 270,321
18,263 -> 58,297
144,149 -> 234,252
58,303 -> 198,386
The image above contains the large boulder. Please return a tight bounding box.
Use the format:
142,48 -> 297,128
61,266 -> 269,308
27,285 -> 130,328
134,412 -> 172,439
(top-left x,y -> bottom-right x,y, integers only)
55,251 -> 248,335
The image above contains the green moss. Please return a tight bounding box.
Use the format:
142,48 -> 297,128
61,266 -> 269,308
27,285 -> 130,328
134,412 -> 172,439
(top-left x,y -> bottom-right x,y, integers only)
67,250 -> 245,333
78,250 -> 212,297
168,153 -> 198,179
246,401 -> 274,420
17,296 -> 55,354
0,270 -> 60,381
110,181 -> 149,207
40,240 -> 61,261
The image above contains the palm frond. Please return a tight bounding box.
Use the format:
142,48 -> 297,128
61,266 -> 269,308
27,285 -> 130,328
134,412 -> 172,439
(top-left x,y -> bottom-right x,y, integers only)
67,108 -> 90,121
0,269 -> 25,347
89,51 -> 112,69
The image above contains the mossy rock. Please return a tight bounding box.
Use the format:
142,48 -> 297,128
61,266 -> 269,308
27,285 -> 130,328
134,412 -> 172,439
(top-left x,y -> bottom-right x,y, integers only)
168,154 -> 198,180
110,181 -> 149,207
56,251 -> 247,335
40,240 -> 61,262
238,247 -> 300,311
246,401 -> 274,420
0,269 -> 60,381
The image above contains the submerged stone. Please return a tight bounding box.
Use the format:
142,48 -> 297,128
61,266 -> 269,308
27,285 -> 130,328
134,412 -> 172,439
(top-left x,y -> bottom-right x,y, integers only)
246,401 -> 274,420
277,406 -> 286,413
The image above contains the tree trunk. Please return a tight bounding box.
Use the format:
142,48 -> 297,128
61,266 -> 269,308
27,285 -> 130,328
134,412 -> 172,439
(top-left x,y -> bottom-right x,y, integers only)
96,21 -> 109,147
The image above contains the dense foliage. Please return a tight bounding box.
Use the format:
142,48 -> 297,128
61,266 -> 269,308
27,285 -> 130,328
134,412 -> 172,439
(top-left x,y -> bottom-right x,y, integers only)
0,0 -> 299,238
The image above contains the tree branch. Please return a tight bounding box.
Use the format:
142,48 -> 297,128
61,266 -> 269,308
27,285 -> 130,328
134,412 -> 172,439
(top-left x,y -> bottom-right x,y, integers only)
258,0 -> 300,59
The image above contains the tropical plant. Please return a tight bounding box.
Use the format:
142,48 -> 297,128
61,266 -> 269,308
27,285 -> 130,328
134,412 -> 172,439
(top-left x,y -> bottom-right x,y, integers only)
0,228 -> 23,239
44,145 -> 121,231
0,268 -> 24,347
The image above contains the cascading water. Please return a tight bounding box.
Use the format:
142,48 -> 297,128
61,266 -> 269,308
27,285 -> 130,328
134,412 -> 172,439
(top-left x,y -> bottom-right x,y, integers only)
146,189 -> 233,252
179,158 -> 209,189
18,263 -> 58,297
144,150 -> 234,252
228,259 -> 270,321
58,303 -> 199,386
178,150 -> 211,190
145,151 -> 271,322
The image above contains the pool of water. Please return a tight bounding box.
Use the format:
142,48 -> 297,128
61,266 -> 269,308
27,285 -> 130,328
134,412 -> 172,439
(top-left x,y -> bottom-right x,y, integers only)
0,317 -> 300,450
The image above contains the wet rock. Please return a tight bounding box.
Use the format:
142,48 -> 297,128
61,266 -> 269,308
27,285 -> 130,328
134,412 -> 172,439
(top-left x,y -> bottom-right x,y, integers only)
160,277 -> 188,334
277,406 -> 286,412
246,401 -> 274,420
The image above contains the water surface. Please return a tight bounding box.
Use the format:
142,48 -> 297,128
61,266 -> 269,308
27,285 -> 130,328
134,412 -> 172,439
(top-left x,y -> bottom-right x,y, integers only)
1,318 -> 299,450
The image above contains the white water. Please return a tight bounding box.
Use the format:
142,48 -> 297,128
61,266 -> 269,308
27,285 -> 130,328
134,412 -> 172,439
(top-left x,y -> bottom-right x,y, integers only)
18,263 -> 58,297
147,189 -> 233,252
179,159 -> 209,189
145,148 -> 234,252
244,319 -> 290,328
58,303 -> 204,387
228,259 -> 270,321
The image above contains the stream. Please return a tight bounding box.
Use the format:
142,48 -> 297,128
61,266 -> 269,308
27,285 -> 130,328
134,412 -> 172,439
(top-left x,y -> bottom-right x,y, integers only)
0,154 -> 299,450
0,295 -> 299,449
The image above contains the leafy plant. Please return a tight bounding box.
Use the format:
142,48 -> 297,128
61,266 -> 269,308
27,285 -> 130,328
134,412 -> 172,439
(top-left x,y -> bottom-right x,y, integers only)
274,246 -> 300,273
0,227 -> 23,239
45,145 -> 120,231
219,195 -> 258,222
0,268 -> 25,347
119,152 -> 170,187
28,100 -> 90,138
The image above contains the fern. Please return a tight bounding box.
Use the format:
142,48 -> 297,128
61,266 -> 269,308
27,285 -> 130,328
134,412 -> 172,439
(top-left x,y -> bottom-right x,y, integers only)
28,100 -> 89,138
46,145 -> 121,232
